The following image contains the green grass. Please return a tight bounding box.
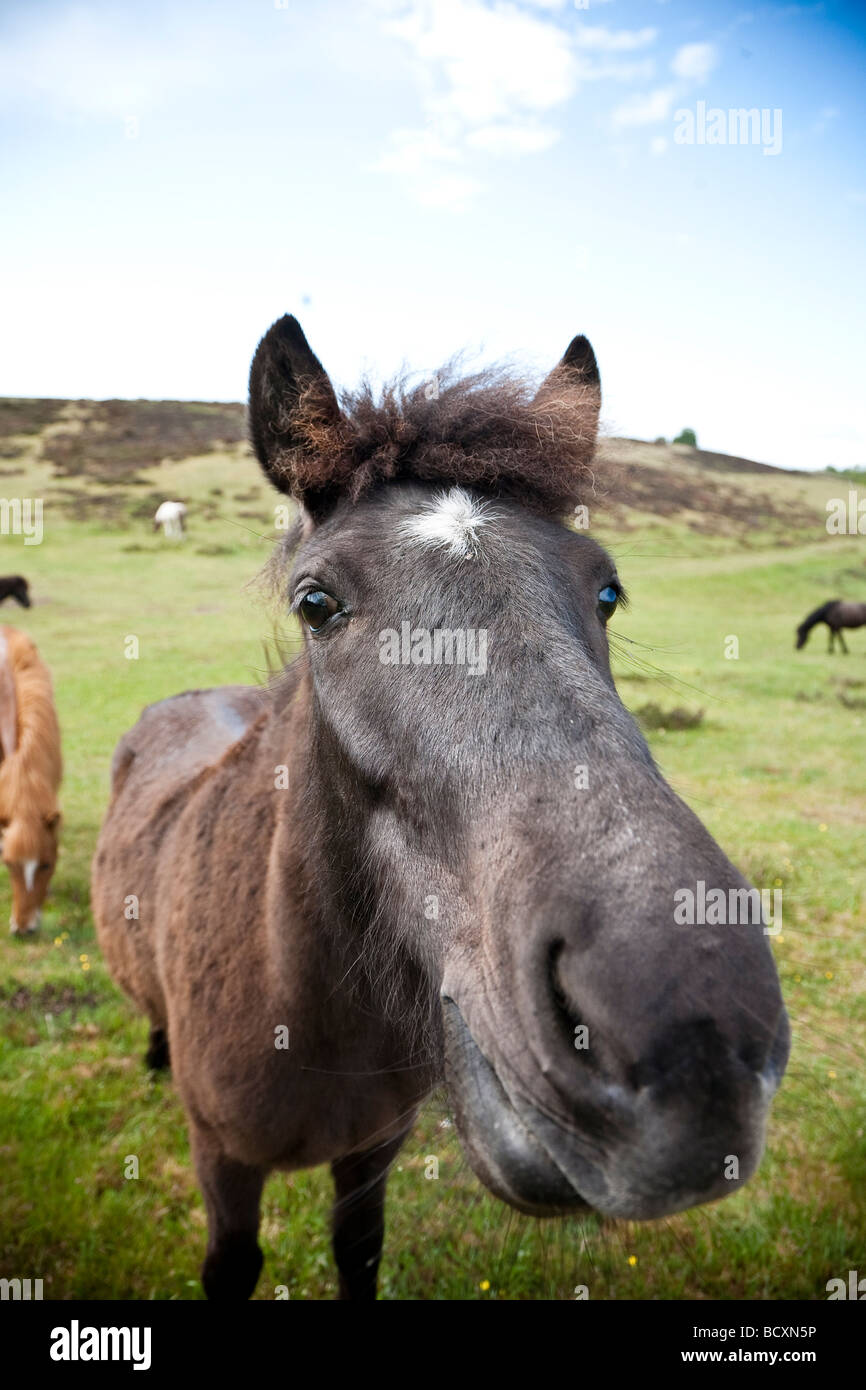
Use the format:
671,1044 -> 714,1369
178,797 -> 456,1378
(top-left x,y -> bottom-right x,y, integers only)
1,433 -> 864,1300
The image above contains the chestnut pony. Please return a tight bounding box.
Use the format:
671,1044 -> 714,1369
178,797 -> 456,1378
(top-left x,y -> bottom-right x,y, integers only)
0,627 -> 62,934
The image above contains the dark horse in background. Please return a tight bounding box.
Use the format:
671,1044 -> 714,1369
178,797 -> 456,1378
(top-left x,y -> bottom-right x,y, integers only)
92,315 -> 789,1300
796,599 -> 866,652
0,576 -> 31,609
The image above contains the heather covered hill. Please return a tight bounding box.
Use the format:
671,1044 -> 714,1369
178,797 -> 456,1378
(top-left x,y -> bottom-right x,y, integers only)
0,397 -> 246,481
0,396 -> 851,550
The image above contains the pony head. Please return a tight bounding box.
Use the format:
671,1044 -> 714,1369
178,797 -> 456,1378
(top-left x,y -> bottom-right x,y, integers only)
1,808 -> 60,934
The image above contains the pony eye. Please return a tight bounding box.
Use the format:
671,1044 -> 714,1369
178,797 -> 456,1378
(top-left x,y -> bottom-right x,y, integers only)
299,590 -> 341,632
598,585 -> 619,619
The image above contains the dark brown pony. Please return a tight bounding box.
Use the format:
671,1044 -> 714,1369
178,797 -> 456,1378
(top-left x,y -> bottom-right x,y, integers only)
0,627 -> 62,934
92,316 -> 789,1300
796,599 -> 866,652
0,576 -> 31,608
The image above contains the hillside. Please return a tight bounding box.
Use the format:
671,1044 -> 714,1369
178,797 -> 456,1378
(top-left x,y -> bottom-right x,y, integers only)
0,397 -> 246,480
0,396 -> 855,556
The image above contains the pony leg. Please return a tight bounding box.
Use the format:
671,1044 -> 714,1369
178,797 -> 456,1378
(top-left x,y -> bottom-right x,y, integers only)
145,1026 -> 170,1071
828,629 -> 835,652
838,630 -> 849,653
193,1132 -> 266,1300
330,1128 -> 411,1301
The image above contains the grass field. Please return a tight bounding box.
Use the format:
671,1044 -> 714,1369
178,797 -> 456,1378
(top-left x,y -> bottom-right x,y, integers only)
1,417 -> 864,1300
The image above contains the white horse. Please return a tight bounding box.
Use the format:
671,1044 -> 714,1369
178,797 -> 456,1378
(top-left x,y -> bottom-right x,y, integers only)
153,500 -> 188,541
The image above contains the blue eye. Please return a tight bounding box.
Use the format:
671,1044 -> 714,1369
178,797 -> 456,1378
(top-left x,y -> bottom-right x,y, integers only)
598,585 -> 619,619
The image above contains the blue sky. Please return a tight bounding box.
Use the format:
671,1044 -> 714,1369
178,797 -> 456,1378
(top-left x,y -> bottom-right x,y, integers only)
1,0 -> 864,469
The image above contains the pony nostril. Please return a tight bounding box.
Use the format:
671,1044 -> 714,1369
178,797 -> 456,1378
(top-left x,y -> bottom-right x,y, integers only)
737,1036 -> 769,1074
548,940 -> 592,1058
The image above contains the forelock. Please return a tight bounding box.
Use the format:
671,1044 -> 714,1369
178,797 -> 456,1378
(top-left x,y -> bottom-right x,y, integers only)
268,362 -> 600,518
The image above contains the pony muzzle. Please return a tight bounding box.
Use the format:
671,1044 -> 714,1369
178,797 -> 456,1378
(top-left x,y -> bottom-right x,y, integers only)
10,908 -> 41,935
441,992 -> 788,1222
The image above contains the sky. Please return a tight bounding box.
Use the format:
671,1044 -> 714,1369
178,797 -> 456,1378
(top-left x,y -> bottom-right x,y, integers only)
1,0 -> 864,470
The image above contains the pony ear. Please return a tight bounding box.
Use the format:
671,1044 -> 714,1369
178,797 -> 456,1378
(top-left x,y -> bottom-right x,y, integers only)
535,333 -> 601,450
539,334 -> 601,395
248,315 -> 343,512
560,334 -> 600,389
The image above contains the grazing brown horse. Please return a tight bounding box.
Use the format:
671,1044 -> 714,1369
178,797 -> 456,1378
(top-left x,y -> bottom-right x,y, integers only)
0,627 -> 62,934
92,316 -> 789,1301
0,576 -> 31,608
796,599 -> 866,652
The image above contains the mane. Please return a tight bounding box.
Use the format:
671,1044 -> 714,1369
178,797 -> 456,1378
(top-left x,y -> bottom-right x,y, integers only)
275,361 -> 600,517
0,627 -> 62,855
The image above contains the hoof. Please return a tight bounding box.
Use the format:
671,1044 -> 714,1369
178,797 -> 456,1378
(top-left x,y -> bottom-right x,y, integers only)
202,1236 -> 263,1300
145,1027 -> 170,1071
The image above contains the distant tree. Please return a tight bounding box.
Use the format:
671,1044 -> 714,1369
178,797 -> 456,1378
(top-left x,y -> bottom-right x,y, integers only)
653,436 -> 667,446
673,428 -> 697,447
825,463 -> 866,482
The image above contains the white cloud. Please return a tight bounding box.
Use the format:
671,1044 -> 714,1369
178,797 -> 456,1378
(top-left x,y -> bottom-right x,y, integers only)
382,0 -> 577,125
371,1 -> 665,205
671,42 -> 718,83
371,127 -> 463,175
414,171 -> 483,207
573,26 -> 657,52
0,8 -> 220,118
611,86 -> 675,128
576,57 -> 656,83
465,122 -> 560,154
370,0 -> 579,205
607,39 -> 717,140
519,0 -> 615,8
